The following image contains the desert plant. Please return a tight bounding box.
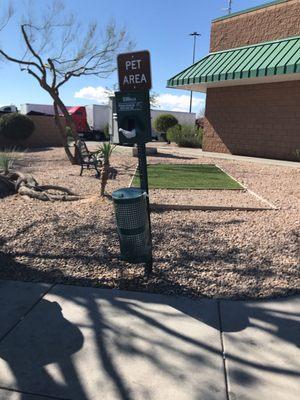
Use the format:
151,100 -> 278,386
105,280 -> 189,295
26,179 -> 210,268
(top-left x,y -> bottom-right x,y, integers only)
97,142 -> 116,196
166,124 -> 182,143
296,149 -> 300,161
0,113 -> 35,141
167,124 -> 203,148
0,146 -> 22,174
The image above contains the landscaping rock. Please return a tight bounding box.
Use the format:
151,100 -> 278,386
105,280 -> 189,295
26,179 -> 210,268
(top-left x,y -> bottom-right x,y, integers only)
0,145 -> 299,299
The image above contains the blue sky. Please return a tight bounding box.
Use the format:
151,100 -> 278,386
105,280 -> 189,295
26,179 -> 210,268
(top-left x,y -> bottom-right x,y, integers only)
0,0 -> 272,114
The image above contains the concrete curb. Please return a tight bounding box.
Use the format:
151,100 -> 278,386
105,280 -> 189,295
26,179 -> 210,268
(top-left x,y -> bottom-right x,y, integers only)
128,164 -> 139,188
150,203 -> 276,212
216,164 -> 279,210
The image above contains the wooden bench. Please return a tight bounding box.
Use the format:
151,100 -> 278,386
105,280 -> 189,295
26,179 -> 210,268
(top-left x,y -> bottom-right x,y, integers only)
75,140 -> 102,177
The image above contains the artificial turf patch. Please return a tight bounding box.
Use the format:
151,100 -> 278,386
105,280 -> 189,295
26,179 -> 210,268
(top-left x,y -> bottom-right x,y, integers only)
132,164 -> 242,190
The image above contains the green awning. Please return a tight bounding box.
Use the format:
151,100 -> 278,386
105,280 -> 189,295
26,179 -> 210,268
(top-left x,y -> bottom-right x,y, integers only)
167,36 -> 300,92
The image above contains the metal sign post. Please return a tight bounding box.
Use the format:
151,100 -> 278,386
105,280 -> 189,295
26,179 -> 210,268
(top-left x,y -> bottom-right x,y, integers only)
116,51 -> 153,275
137,140 -> 153,275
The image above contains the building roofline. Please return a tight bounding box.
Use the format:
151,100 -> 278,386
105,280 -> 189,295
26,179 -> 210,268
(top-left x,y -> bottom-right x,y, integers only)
209,34 -> 300,55
212,0 -> 288,23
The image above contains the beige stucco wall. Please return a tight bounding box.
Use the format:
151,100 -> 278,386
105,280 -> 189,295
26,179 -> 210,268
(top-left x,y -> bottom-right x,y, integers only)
210,0 -> 300,52
0,115 -> 65,148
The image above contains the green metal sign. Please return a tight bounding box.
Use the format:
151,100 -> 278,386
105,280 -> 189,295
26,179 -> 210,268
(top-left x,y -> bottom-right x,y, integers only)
115,91 -> 152,144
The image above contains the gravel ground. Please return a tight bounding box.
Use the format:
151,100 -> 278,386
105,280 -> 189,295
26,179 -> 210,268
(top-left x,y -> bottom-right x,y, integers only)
0,145 -> 299,299
150,189 -> 267,209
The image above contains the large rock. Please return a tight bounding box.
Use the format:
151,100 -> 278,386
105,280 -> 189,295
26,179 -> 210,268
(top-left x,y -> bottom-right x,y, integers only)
132,146 -> 158,157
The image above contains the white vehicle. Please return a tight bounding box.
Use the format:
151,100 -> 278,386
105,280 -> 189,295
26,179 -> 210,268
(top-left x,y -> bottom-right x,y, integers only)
85,104 -> 109,132
0,105 -> 18,113
20,103 -> 57,115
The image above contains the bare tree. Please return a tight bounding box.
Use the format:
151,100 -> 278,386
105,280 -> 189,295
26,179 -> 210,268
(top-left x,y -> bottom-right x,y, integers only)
0,0 -> 131,164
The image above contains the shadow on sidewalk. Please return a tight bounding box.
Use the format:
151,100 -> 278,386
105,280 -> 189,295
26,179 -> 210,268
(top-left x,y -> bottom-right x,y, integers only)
0,299 -> 87,399
0,274 -> 299,399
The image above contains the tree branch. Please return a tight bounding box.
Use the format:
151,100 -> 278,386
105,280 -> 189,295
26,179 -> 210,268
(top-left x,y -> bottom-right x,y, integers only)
27,67 -> 43,83
21,24 -> 46,75
0,49 -> 43,72
47,58 -> 57,88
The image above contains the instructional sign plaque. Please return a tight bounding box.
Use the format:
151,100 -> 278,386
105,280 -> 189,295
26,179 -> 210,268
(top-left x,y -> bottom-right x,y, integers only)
115,91 -> 151,144
117,51 -> 152,92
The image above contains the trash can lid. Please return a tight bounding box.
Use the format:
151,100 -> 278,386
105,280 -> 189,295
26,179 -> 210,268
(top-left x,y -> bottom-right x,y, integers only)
112,187 -> 146,203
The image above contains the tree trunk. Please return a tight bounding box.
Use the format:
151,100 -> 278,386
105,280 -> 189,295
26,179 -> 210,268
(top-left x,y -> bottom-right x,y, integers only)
49,89 -> 80,165
100,161 -> 109,197
0,171 -> 81,201
53,101 -> 78,164
53,94 -> 78,139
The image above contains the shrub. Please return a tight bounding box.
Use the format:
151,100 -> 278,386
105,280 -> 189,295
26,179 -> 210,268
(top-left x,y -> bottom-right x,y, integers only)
0,113 -> 35,141
153,114 -> 178,133
166,124 -> 181,143
167,124 -> 203,148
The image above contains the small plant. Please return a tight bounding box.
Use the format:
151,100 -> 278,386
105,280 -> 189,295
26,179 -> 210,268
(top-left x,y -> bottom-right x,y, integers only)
167,124 -> 203,148
96,142 -> 116,196
0,146 -> 22,174
0,113 -> 35,141
296,149 -> 300,161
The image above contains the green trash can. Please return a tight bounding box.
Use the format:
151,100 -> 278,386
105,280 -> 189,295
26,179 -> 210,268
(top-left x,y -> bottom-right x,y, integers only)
112,187 -> 152,264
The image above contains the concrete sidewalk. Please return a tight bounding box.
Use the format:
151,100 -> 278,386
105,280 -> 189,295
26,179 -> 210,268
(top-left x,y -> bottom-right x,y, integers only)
0,280 -> 299,400
145,143 -> 300,168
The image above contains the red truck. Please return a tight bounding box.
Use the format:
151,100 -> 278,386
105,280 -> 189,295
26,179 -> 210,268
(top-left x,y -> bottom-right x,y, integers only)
68,105 -> 109,140
67,106 -> 89,134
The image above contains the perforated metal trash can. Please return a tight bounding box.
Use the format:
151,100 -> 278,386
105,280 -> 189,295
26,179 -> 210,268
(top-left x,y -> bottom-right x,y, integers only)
112,188 -> 152,264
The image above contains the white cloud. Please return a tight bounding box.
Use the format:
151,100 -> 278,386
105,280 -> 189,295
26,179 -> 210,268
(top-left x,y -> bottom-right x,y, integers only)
74,86 -> 112,104
155,93 -> 205,113
74,86 -> 205,114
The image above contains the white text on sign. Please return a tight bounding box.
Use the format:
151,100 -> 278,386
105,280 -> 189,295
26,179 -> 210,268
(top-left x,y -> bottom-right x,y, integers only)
123,59 -> 147,86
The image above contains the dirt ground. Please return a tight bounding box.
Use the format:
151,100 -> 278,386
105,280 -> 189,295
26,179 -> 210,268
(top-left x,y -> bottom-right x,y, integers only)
0,144 -> 299,299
